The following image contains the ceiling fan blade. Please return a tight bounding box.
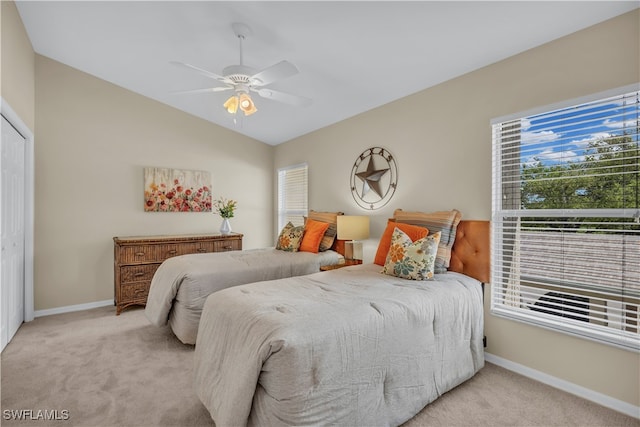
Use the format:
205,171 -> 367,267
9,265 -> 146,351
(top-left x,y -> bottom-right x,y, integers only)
170,61 -> 233,85
172,86 -> 233,95
254,88 -> 312,107
250,60 -> 299,86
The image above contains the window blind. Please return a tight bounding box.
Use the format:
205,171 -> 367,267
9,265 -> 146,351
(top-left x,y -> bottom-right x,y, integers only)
277,163 -> 308,230
491,86 -> 640,351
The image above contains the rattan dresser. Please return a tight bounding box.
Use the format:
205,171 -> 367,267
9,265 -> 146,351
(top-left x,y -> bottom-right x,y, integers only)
113,232 -> 243,314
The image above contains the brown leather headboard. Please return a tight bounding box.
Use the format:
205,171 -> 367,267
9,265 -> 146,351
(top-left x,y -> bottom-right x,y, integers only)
449,220 -> 490,283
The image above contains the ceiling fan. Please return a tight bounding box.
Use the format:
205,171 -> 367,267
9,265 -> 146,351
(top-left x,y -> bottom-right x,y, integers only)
171,23 -> 311,117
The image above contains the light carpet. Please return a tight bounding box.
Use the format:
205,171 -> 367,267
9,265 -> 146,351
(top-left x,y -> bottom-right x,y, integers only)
1,306 -> 637,426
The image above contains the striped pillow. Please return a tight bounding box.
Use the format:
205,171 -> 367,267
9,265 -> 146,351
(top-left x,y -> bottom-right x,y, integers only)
393,209 -> 462,273
306,210 -> 344,252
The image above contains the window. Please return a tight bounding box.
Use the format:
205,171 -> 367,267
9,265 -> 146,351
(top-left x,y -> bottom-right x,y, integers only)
277,163 -> 308,231
491,85 -> 640,351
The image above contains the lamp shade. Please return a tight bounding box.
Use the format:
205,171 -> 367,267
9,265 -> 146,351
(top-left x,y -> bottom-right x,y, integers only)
337,215 -> 370,241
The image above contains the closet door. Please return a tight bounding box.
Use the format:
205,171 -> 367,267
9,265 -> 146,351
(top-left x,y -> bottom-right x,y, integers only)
1,115 -> 25,351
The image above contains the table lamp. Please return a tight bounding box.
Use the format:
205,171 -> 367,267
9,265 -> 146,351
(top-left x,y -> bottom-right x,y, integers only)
337,215 -> 370,263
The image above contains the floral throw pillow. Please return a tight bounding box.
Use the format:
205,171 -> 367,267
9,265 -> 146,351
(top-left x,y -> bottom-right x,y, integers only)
276,222 -> 305,252
381,228 -> 441,280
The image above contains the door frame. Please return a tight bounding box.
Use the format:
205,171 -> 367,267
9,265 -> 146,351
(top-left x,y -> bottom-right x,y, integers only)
1,98 -> 34,322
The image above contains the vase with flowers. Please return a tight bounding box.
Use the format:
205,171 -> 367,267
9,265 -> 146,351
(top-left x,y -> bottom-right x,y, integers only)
214,197 -> 237,234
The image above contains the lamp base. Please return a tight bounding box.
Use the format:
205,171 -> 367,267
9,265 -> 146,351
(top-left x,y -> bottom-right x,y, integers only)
344,240 -> 363,262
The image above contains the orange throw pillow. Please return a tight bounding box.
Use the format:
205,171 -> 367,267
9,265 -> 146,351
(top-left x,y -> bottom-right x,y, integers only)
374,220 -> 429,266
299,219 -> 330,253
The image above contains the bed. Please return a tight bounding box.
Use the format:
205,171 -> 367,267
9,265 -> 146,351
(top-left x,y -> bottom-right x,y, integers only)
145,211 -> 345,344
193,215 -> 490,426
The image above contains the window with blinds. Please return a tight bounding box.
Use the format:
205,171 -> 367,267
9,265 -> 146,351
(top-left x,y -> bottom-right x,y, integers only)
491,85 -> 640,351
277,163 -> 308,231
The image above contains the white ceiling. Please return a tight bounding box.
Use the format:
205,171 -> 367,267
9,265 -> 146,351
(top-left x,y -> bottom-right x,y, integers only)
15,1 -> 638,145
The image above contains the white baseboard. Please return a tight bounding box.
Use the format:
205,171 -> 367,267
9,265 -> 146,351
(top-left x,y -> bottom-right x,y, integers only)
34,299 -> 113,318
484,352 -> 640,420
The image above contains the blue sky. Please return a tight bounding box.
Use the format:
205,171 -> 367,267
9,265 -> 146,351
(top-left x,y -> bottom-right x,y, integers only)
519,92 -> 639,167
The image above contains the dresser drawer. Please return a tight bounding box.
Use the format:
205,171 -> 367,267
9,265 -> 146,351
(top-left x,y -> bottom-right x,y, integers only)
119,245 -> 159,263
178,242 -> 216,255
157,243 -> 210,259
214,239 -> 241,252
120,282 -> 150,304
120,264 -> 160,284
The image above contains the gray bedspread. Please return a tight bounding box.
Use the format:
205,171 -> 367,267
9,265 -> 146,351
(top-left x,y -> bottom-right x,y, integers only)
194,263 -> 484,426
145,248 -> 341,344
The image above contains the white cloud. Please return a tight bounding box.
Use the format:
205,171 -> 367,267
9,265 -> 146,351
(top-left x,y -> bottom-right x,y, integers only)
537,148 -> 578,162
524,149 -> 584,166
603,118 -> 638,129
521,130 -> 559,146
522,156 -> 538,167
569,132 -> 613,149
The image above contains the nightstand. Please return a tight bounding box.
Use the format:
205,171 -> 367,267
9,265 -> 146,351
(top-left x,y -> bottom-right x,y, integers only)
320,259 -> 362,271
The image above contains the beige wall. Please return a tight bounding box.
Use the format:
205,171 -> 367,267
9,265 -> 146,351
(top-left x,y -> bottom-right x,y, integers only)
275,10 -> 640,408
1,0 -> 35,130
34,55 -> 274,310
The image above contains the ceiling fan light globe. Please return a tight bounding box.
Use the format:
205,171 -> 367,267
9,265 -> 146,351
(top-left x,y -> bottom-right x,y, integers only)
238,93 -> 257,116
243,105 -> 257,116
223,96 -> 239,114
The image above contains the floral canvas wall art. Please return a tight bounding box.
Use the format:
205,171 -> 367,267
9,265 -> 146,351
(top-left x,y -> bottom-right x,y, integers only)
144,167 -> 212,212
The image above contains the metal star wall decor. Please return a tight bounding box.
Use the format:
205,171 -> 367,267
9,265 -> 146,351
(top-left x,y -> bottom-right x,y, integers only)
355,156 -> 390,198
350,147 -> 398,210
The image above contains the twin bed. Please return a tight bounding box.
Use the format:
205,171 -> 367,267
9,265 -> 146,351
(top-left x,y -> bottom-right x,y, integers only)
144,248 -> 342,344
145,210 -> 346,344
191,215 -> 490,426
143,208 -> 489,425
